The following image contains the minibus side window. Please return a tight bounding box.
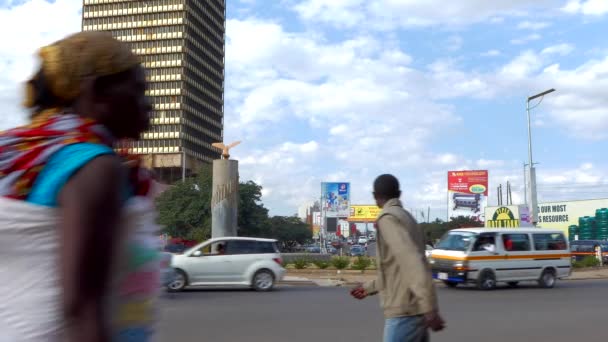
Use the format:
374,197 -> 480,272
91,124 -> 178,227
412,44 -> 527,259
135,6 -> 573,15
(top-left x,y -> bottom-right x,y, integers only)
472,233 -> 496,252
502,234 -> 530,251
533,233 -> 567,251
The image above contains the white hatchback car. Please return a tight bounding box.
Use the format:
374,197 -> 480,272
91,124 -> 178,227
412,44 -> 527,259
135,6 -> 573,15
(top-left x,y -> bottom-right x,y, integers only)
168,237 -> 285,292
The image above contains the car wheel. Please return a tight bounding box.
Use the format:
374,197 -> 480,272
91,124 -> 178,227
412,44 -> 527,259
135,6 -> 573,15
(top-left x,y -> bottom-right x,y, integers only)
507,281 -> 519,288
477,270 -> 496,291
538,269 -> 556,289
443,281 -> 458,288
252,270 -> 275,292
167,269 -> 187,292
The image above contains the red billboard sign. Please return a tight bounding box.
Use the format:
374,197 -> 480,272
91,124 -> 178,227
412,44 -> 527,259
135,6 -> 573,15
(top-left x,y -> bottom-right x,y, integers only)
448,170 -> 489,221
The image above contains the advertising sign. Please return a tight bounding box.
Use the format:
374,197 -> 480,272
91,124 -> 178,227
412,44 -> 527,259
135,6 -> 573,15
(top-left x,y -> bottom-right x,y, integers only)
348,205 -> 381,222
448,170 -> 489,222
485,205 -> 534,228
537,199 -> 608,234
321,182 -> 350,218
312,212 -> 321,236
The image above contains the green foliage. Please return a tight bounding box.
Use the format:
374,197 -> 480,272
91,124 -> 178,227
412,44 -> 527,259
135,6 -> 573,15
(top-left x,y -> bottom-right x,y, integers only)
155,166 -> 213,241
351,256 -> 372,272
313,260 -> 330,269
573,256 -> 600,268
420,216 -> 484,243
238,181 -> 269,237
331,256 -> 350,270
262,216 -> 312,247
155,167 -> 312,247
293,258 -> 310,269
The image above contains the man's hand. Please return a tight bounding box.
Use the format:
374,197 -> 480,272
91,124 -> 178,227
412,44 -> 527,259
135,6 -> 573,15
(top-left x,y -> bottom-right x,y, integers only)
350,285 -> 368,300
424,310 -> 445,332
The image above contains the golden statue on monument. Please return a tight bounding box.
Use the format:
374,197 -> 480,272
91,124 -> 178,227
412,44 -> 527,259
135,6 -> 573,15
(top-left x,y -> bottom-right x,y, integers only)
212,141 -> 241,160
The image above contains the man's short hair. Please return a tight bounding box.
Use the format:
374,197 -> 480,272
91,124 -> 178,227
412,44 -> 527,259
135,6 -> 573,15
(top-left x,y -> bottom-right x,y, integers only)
373,174 -> 401,199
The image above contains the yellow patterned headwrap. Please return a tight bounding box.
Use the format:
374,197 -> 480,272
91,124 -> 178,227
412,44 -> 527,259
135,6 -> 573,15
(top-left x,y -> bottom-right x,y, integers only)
23,31 -> 140,108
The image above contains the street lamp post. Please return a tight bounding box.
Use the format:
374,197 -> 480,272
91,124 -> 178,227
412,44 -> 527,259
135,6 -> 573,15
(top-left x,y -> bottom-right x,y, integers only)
526,88 -> 555,226
523,163 -> 528,205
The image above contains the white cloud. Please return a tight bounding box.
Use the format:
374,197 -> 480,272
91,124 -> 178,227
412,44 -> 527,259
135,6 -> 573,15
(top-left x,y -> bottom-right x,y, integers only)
477,159 -> 505,168
224,18 -> 466,213
500,51 -> 544,78
541,43 -> 575,55
294,0 -> 558,28
517,21 -> 552,30
435,153 -> 460,165
294,0 -> 365,27
562,0 -> 608,15
0,0 -> 82,130
510,33 -> 542,45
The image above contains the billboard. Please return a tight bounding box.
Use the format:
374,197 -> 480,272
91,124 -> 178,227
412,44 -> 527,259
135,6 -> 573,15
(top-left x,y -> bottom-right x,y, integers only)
321,182 -> 350,218
349,205 -> 381,222
448,170 -> 489,222
537,199 -> 608,234
485,205 -> 533,228
312,212 -> 321,236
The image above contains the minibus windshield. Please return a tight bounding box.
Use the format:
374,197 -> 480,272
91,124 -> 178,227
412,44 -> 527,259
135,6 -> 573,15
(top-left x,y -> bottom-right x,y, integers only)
436,231 -> 476,251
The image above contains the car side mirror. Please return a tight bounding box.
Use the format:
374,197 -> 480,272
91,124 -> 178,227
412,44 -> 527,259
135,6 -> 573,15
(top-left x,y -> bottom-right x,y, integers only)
192,251 -> 202,257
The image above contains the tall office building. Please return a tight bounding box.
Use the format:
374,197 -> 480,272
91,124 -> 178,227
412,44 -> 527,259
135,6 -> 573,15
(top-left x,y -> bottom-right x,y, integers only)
82,0 -> 225,183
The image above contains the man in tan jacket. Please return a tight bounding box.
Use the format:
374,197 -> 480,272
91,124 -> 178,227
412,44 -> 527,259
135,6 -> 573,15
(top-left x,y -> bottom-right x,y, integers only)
351,174 -> 445,341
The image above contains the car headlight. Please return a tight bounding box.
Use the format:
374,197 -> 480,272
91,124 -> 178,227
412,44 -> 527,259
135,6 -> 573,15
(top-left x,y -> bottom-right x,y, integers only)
453,262 -> 469,271
428,258 -> 435,264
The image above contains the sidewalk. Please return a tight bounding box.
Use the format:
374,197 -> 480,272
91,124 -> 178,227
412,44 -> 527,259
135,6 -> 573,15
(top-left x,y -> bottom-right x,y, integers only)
568,267 -> 608,280
282,267 -> 608,286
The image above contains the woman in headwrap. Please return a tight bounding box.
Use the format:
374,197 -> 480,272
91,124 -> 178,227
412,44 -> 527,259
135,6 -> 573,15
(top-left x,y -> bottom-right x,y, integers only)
0,32 -> 160,341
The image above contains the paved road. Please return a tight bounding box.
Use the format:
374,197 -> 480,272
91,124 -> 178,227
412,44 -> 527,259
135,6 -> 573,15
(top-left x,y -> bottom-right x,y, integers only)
367,241 -> 376,256
157,279 -> 607,342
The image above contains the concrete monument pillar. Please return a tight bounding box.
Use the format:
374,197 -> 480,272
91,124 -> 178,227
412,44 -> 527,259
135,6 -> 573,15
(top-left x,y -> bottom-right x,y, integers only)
211,141 -> 241,238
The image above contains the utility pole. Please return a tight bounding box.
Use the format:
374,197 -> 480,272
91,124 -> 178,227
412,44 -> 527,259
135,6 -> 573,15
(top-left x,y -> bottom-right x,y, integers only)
527,88 -> 555,226
523,163 -> 528,205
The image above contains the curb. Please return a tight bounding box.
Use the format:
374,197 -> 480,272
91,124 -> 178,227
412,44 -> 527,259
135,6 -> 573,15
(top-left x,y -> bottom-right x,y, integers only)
565,277 -> 608,281
278,280 -> 318,286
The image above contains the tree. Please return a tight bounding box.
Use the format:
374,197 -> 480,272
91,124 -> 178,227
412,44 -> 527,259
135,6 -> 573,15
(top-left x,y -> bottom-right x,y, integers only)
263,215 -> 312,250
237,181 -> 268,237
155,166 -> 213,241
420,219 -> 449,243
156,170 -> 314,247
446,215 -> 484,229
156,167 -> 271,242
420,216 -> 485,244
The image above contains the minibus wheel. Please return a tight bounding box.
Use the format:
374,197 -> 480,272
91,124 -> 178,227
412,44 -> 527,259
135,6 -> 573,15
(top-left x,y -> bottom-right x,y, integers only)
539,269 -> 556,289
477,270 -> 496,290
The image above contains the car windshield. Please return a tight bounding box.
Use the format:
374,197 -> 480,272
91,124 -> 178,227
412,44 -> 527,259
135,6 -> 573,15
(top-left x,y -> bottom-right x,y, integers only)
436,231 -> 476,251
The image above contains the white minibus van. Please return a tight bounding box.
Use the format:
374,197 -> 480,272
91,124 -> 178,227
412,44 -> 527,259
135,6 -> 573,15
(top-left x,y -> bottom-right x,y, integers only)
429,228 -> 571,290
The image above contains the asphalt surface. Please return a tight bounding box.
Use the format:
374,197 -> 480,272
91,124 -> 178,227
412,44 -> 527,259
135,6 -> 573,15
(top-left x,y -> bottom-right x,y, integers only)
157,279 -> 608,342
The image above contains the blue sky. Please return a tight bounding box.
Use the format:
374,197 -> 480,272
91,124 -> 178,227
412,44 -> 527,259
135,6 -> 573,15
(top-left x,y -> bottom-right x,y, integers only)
1,0 -> 608,218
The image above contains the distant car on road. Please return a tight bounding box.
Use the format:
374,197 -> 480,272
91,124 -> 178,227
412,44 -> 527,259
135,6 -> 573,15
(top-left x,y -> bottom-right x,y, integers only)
306,246 -> 321,253
168,237 -> 285,292
570,240 -> 608,263
327,246 -> 338,255
358,237 -> 368,245
350,245 -> 366,257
